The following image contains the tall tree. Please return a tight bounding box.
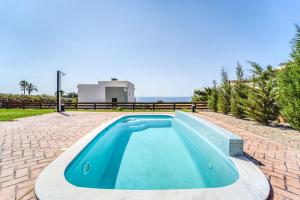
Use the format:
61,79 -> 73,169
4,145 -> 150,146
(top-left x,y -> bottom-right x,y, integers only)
19,80 -> 28,95
26,83 -> 38,96
230,63 -> 248,118
208,80 -> 218,112
244,62 -> 278,125
217,68 -> 231,114
277,25 -> 300,130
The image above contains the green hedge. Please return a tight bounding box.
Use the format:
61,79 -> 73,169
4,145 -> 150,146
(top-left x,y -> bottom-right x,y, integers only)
0,94 -> 76,104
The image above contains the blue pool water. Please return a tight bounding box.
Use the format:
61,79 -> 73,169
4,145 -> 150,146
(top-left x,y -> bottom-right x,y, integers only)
65,115 -> 239,190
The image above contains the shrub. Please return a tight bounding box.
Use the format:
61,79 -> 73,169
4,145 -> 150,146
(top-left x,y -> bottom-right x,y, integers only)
277,25 -> 300,130
208,80 -> 218,112
192,88 -> 211,102
0,93 -> 75,104
230,63 -> 248,118
244,62 -> 279,125
217,68 -> 231,114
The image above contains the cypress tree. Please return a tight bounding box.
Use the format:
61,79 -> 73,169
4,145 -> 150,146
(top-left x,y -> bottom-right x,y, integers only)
230,63 -> 248,118
244,62 -> 279,125
277,25 -> 300,130
217,68 -> 231,114
208,80 -> 218,112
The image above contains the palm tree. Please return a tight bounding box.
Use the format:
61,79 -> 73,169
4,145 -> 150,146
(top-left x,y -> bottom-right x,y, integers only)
19,80 -> 29,95
26,83 -> 38,96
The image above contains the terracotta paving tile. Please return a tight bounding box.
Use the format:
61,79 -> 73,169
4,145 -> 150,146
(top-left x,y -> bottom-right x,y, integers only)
273,186 -> 300,200
1,176 -> 28,188
15,168 -> 28,178
0,168 -> 14,178
287,185 -> 300,196
16,161 -> 37,170
30,168 -> 43,179
0,186 -> 15,200
286,176 -> 300,189
0,175 -> 14,184
17,179 -> 35,189
16,185 -> 33,199
271,195 -> 284,200
271,177 -> 286,189
262,169 -> 285,180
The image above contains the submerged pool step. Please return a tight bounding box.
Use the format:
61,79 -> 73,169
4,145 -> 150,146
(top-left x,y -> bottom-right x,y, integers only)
128,123 -> 147,132
125,120 -> 144,126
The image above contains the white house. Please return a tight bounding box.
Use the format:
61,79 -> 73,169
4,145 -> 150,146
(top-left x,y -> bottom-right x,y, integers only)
77,78 -> 135,103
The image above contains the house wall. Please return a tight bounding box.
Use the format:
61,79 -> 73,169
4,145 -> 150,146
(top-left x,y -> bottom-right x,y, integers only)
77,81 -> 135,103
127,82 -> 135,102
77,84 -> 105,102
105,87 -> 128,102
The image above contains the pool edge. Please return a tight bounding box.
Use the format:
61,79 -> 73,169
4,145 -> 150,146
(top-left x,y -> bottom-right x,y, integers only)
35,113 -> 270,200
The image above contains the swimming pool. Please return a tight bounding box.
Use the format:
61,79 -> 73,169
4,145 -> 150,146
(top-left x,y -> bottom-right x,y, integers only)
35,112 -> 270,200
65,115 -> 238,189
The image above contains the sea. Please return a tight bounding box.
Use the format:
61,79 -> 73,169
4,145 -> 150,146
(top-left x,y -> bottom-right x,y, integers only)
135,97 -> 191,102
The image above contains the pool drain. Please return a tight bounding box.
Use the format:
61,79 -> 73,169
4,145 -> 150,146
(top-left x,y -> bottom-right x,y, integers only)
82,161 -> 91,175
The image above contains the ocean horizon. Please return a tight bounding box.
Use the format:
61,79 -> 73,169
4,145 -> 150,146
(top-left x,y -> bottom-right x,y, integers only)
135,96 -> 191,102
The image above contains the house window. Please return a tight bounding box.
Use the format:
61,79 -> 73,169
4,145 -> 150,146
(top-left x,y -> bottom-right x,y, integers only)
112,98 -> 117,102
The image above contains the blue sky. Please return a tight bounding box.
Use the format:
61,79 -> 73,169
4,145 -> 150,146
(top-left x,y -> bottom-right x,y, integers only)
1,0 -> 300,96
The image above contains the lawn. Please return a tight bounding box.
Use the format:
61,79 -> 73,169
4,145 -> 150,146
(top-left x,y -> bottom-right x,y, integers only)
0,109 -> 55,121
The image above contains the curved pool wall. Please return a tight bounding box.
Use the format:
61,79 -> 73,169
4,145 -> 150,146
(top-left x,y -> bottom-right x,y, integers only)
64,113 -> 240,190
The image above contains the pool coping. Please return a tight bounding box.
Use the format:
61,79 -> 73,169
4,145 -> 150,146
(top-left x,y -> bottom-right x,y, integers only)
35,113 -> 270,200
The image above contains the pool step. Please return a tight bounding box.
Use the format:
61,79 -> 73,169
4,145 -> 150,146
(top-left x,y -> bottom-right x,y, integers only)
124,119 -> 143,126
128,123 -> 147,132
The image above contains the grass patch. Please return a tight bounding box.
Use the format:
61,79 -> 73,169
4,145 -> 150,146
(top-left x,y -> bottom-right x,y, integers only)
0,109 -> 55,121
73,109 -> 186,112
76,109 -> 174,112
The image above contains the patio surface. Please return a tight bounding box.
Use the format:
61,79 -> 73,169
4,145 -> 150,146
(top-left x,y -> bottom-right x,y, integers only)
0,111 -> 299,200
195,112 -> 300,200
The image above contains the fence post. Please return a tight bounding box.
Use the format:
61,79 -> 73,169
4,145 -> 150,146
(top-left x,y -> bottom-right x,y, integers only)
23,102 -> 25,110
6,101 -> 9,109
94,103 -> 96,110
153,103 -> 155,111
133,103 -> 135,110
75,103 -> 78,110
40,103 -> 42,109
173,103 -> 176,110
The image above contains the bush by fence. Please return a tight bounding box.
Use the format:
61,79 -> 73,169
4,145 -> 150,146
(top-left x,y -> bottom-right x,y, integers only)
0,94 -> 76,105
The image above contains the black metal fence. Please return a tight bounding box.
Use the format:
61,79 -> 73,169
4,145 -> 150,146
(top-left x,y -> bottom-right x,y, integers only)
0,101 -> 208,111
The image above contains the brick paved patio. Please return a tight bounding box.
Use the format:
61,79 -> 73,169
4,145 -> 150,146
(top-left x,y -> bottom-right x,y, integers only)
0,111 -> 299,200
195,112 -> 300,200
0,112 -> 122,200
